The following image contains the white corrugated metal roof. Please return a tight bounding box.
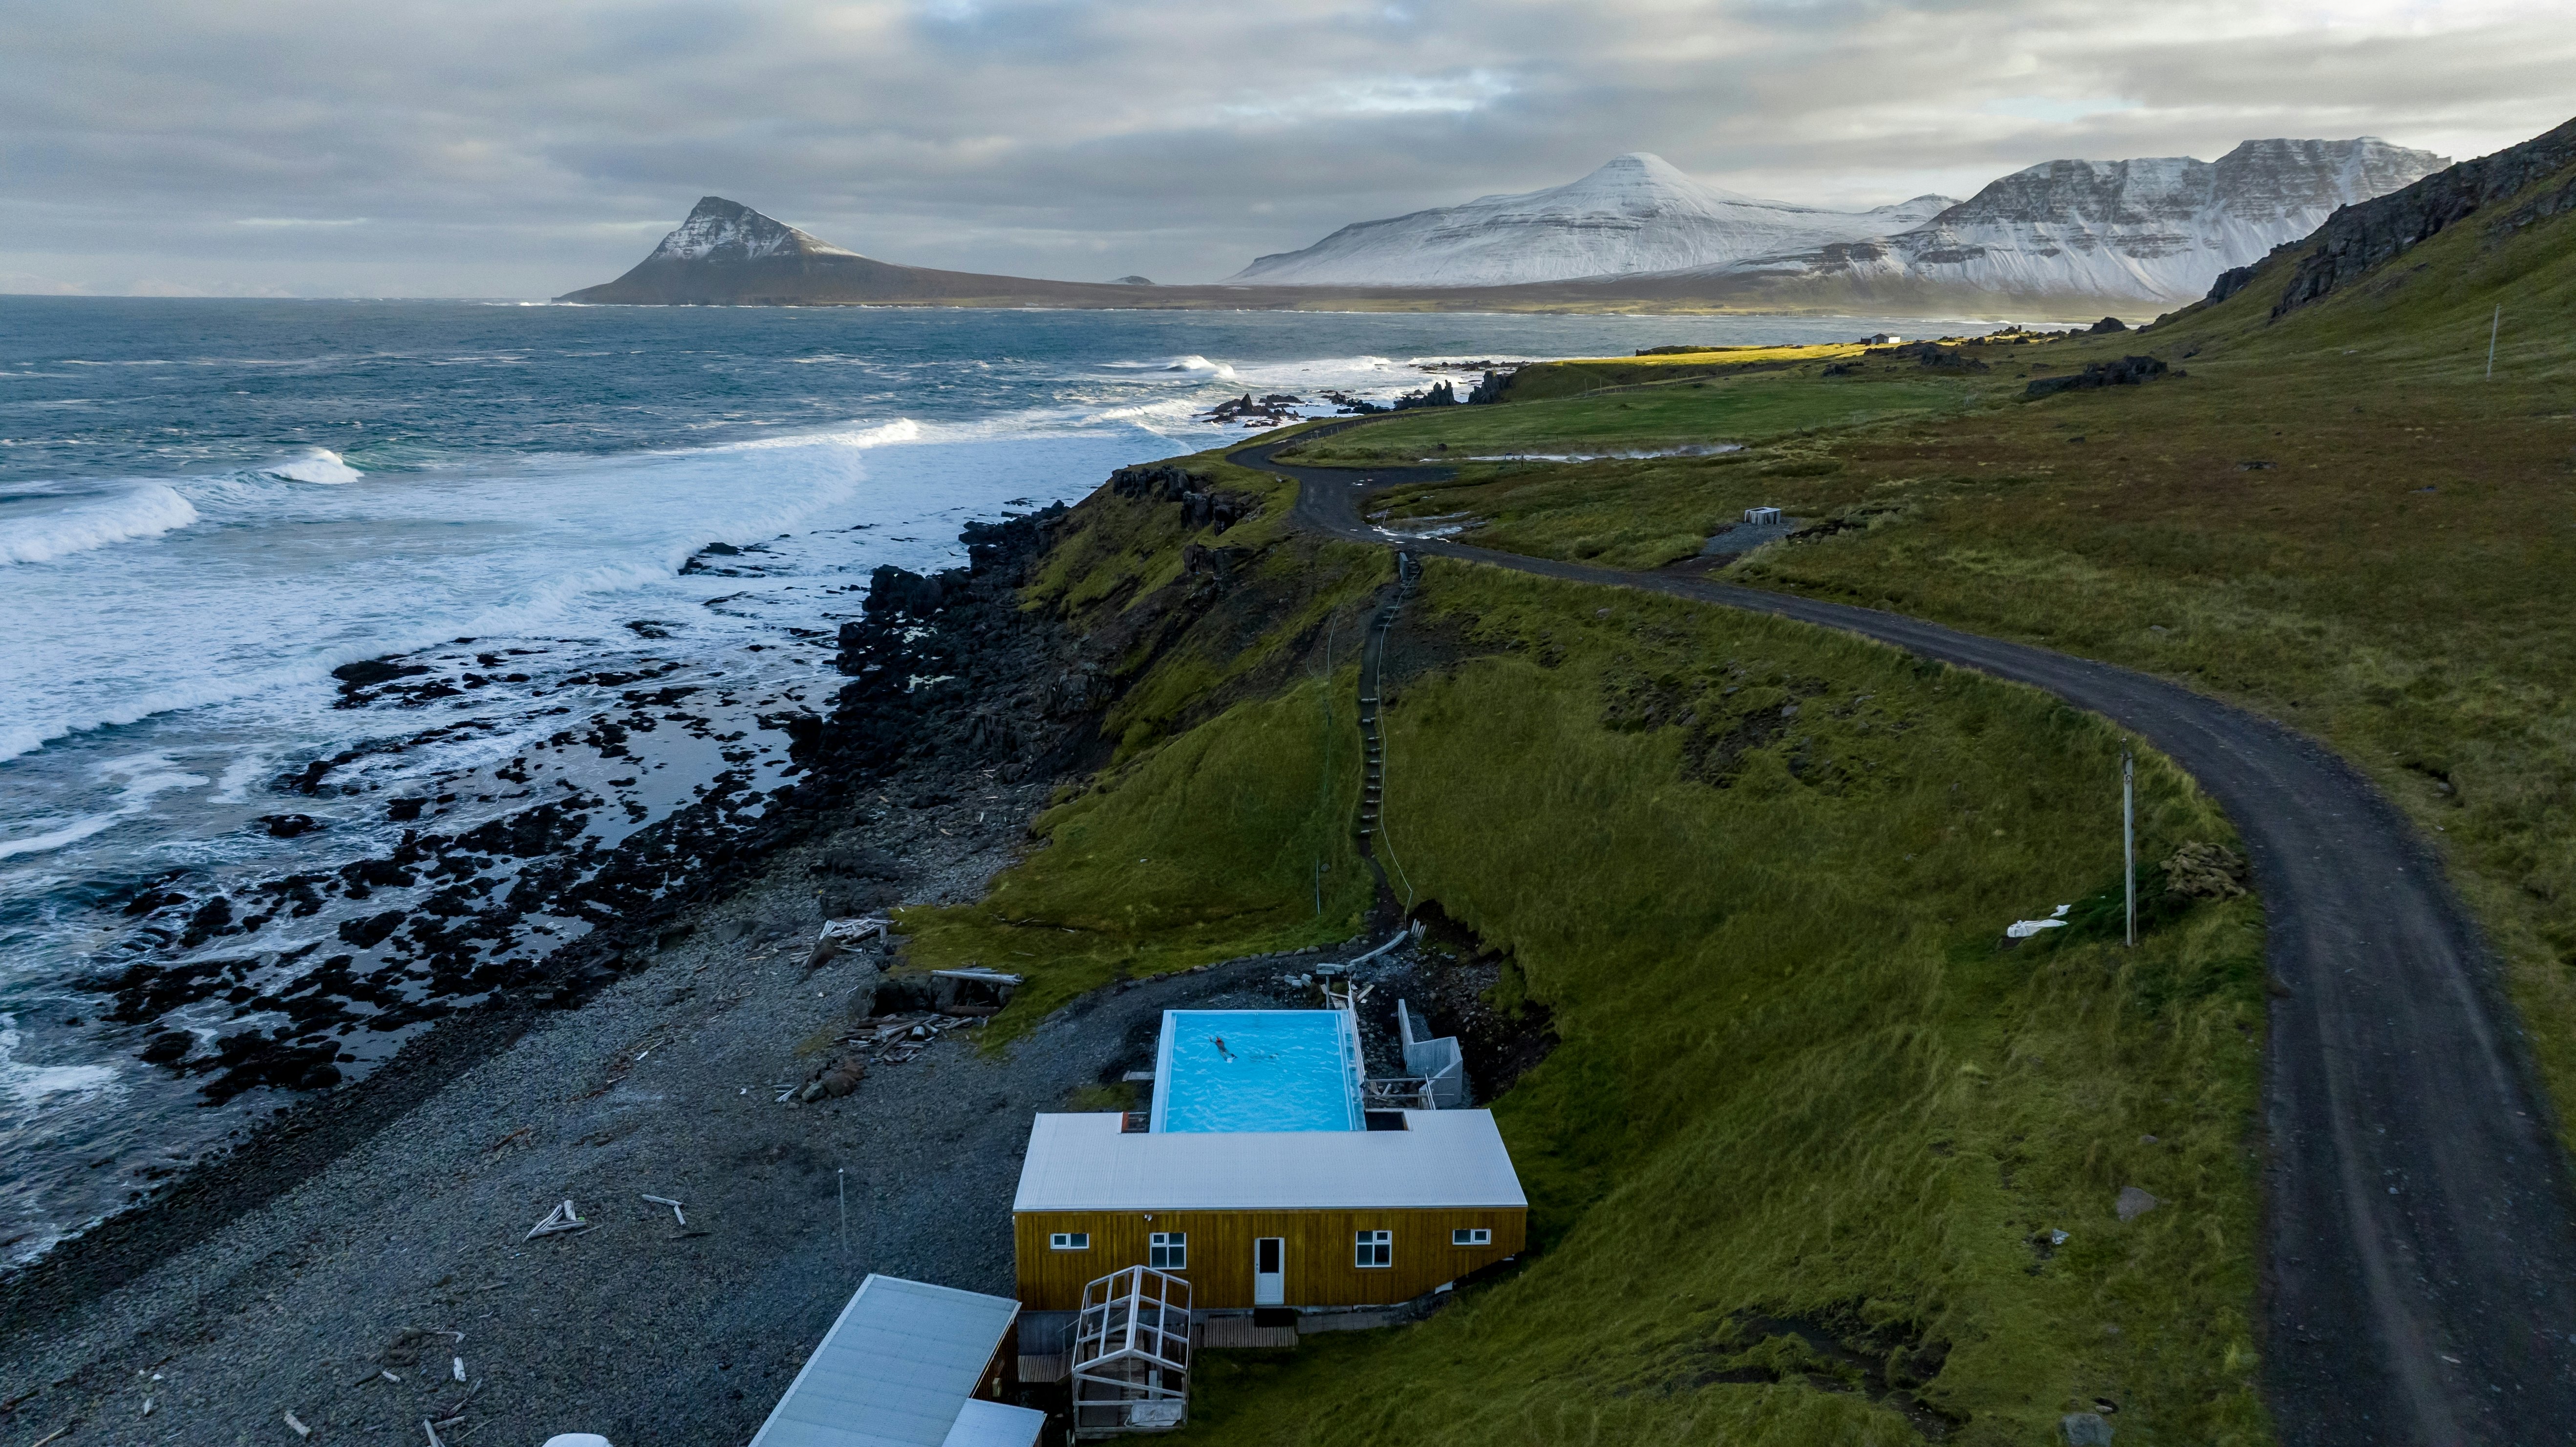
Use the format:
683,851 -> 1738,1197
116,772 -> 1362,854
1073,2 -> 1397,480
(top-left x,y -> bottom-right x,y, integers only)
747,1275 -> 1019,1447
1012,1110 -> 1527,1212
939,1400 -> 1046,1447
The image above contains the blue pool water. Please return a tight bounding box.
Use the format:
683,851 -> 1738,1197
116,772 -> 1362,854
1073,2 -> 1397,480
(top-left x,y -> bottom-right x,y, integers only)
1151,1010 -> 1363,1133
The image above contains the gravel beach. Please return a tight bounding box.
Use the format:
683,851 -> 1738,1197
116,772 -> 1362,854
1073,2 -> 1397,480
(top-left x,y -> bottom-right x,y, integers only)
1,778 -> 1349,1446
0,488 -> 1559,1447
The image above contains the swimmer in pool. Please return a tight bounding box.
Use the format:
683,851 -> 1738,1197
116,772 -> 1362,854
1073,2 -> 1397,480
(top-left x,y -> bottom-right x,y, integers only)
1209,1035 -> 1235,1061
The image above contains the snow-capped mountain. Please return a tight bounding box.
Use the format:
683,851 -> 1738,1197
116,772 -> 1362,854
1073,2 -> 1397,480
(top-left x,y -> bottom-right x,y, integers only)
644,195 -> 863,263
1731,138 -> 2447,304
1227,154 -> 1957,288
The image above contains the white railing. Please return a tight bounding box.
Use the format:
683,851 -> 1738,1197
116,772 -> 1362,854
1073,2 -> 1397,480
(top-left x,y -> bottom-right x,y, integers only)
1396,999 -> 1468,1108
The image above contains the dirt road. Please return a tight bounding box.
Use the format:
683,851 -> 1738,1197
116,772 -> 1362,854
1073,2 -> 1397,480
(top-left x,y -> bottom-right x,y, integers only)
1241,432 -> 2576,1446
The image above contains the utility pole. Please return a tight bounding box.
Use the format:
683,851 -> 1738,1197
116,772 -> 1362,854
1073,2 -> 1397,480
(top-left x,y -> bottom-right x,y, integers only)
2489,305 -> 2501,381
2123,752 -> 2137,948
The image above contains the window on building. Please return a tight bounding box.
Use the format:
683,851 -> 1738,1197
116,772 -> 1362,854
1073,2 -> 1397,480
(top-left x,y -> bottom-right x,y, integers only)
1452,1227 -> 1492,1247
1050,1232 -> 1090,1251
1148,1232 -> 1187,1270
1354,1229 -> 1393,1268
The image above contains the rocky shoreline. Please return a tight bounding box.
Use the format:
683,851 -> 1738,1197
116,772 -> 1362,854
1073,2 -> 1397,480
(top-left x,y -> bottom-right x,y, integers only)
0,464 -> 1569,1445
0,501 -> 1112,1428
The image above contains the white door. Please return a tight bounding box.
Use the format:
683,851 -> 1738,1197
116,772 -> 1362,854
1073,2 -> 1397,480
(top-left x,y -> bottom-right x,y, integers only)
1253,1237 -> 1285,1306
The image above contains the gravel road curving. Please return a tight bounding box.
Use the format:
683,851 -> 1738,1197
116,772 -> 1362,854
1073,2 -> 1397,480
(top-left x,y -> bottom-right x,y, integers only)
1239,430 -> 2576,1447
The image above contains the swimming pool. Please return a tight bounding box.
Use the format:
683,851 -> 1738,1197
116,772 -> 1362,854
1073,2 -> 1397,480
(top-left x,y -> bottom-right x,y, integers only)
1149,1010 -> 1365,1133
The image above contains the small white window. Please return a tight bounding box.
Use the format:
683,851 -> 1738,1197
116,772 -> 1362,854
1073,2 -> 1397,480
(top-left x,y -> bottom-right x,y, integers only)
1354,1229 -> 1392,1268
1148,1232 -> 1187,1270
1452,1228 -> 1492,1247
1050,1232 -> 1090,1251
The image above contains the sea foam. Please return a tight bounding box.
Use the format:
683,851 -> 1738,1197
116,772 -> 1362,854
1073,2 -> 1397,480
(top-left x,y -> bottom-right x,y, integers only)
264,448 -> 365,485
0,483 -> 199,566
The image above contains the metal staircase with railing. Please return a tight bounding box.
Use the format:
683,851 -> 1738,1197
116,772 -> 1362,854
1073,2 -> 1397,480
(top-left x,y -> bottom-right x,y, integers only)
1355,550 -> 1421,843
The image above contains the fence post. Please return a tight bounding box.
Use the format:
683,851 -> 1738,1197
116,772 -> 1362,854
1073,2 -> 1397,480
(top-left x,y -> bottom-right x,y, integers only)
2123,752 -> 2137,948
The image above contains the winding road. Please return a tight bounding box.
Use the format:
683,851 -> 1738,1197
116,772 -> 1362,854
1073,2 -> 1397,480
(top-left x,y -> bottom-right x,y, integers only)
1234,431 -> 2576,1445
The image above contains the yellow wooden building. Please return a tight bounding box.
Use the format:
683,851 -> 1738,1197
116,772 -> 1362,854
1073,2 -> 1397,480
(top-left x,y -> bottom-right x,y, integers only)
1011,1107 -> 1527,1313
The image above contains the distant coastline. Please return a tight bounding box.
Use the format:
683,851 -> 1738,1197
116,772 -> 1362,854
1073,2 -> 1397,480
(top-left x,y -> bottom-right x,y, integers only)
553,261 -> 2145,322
554,195 -> 2149,320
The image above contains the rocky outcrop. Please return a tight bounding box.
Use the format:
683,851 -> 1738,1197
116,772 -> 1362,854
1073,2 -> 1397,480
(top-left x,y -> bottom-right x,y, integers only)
2267,115 -> 2576,316
2026,355 -> 2177,399
1738,137 -> 2445,306
1109,464 -> 1252,533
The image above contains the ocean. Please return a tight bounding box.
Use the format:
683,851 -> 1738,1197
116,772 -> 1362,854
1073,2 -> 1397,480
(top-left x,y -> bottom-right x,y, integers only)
0,296 -> 1953,1267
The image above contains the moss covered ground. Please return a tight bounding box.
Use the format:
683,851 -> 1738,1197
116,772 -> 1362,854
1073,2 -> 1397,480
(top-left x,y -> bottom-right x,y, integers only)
1171,565 -> 2268,1446
1281,348 -> 2017,467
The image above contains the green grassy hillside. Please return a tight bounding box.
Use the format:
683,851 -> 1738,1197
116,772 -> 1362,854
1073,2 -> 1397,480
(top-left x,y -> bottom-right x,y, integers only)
1284,148 -> 2576,1162
898,427 -> 2272,1441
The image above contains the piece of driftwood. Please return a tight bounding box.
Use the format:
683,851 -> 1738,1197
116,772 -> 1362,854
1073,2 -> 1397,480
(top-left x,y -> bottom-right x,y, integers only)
808,915 -> 892,968
525,1200 -> 588,1239
282,1412 -> 311,1440
423,1417 -> 446,1447
31,1428 -> 71,1447
452,1356 -> 466,1383
431,1376 -> 481,1423
640,1193 -> 687,1226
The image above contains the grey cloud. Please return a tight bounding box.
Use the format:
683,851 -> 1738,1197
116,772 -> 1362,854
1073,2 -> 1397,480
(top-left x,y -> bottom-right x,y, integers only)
0,0 -> 2566,296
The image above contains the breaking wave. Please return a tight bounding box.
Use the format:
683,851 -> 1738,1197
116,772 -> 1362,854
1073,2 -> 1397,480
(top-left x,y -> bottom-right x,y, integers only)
0,483 -> 199,566
264,448 -> 364,484
1102,355 -> 1242,381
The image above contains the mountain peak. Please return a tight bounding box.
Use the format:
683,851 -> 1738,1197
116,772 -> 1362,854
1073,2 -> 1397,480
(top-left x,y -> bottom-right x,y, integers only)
1794,135 -> 2448,303
1592,152 -> 1688,184
1227,154 -> 1931,286
647,197 -> 862,264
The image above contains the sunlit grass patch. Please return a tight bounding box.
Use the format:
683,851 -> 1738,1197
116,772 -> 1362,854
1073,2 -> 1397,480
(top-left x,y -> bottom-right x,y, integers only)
1284,369 -> 2002,468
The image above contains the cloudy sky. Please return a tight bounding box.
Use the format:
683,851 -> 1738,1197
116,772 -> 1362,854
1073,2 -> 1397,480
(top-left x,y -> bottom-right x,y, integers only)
3,0 -> 2570,298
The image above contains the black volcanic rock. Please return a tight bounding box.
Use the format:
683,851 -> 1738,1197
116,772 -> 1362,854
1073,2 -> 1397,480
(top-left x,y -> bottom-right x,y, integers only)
2266,115 -> 2576,316
2026,354 -> 2174,399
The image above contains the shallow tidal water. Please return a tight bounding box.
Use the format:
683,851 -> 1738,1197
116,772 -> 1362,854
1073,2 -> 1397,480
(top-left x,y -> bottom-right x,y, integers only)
0,296 -> 1967,1266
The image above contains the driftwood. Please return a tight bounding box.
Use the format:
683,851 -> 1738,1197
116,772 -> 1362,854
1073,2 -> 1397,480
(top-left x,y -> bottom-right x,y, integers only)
281,1413 -> 311,1440
525,1200 -> 589,1239
808,916 -> 892,968
432,1375 -> 482,1424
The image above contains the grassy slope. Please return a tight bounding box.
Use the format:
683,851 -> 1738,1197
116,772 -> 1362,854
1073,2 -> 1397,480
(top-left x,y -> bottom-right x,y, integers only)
1285,343 -> 2029,467
1315,160 -> 2576,1159
901,429 -> 2272,1439
1181,568 -> 2266,1447
900,458 -> 1390,1021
